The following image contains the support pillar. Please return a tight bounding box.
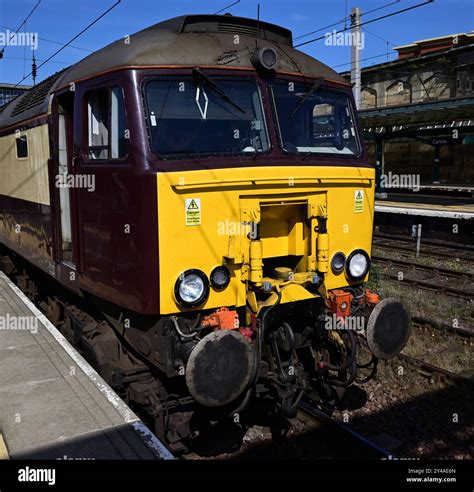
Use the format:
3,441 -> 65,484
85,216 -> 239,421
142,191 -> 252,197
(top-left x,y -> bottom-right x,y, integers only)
433,143 -> 441,184
375,138 -> 387,199
350,7 -> 362,109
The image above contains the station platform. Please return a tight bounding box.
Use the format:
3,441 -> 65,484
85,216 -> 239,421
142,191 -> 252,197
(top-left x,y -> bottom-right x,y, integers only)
375,193 -> 474,220
380,184 -> 474,194
413,184 -> 474,194
0,271 -> 173,460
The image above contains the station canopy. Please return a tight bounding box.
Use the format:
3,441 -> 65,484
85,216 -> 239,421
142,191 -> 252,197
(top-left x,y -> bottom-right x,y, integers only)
360,96 -> 474,140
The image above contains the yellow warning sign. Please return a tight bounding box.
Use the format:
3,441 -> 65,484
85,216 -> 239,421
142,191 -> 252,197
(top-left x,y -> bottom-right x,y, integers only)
354,190 -> 364,213
185,198 -> 201,226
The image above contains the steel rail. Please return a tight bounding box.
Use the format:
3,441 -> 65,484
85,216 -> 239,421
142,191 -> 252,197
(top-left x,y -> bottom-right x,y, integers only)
298,398 -> 394,459
372,256 -> 474,300
398,354 -> 474,385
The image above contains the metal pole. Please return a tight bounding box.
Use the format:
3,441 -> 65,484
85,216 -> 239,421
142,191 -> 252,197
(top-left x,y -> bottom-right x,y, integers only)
416,224 -> 422,258
433,143 -> 441,184
351,7 -> 362,109
375,138 -> 387,199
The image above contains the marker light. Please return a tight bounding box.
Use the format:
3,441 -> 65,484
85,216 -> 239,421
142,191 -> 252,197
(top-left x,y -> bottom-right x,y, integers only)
210,266 -> 231,290
331,252 -> 346,274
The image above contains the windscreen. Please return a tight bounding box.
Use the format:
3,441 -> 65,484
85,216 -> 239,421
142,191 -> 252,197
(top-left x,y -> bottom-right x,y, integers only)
272,82 -> 360,156
145,77 -> 269,157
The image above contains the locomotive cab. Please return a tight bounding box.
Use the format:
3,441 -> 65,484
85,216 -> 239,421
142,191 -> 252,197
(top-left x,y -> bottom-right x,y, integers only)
127,16 -> 412,431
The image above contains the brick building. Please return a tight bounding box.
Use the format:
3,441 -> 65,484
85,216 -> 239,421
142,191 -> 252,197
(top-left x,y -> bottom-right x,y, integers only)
341,33 -> 474,186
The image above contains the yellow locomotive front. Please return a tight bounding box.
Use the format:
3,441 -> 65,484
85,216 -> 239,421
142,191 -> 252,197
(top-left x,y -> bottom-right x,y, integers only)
142,40 -> 411,426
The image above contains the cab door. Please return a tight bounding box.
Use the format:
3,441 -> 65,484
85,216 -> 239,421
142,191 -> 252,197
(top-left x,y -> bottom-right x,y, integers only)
73,79 -> 140,308
51,91 -> 80,278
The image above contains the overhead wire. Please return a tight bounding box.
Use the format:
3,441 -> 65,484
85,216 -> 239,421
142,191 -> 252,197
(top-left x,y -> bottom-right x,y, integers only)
220,1 -> 432,70
2,55 -> 71,65
0,0 -> 42,58
293,0 -> 402,41
11,0 -> 122,88
294,0 -> 435,48
0,25 -> 94,53
214,0 -> 241,15
331,51 -> 398,69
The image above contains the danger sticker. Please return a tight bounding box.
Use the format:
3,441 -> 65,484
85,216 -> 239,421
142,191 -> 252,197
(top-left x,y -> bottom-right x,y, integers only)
185,198 -> 201,226
354,190 -> 364,213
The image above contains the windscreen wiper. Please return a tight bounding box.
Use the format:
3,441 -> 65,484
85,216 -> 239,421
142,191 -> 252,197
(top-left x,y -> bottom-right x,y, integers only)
289,77 -> 324,120
192,68 -> 246,114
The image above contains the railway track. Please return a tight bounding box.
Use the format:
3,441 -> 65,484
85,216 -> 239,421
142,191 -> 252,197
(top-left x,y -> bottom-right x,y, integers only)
297,398 -> 393,459
372,255 -> 474,300
412,316 -> 474,341
398,353 -> 474,386
184,397 -> 395,460
402,317 -> 473,385
373,233 -> 474,264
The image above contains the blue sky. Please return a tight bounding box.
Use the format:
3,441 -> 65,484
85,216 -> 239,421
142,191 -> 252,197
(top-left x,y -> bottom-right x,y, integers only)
0,0 -> 472,85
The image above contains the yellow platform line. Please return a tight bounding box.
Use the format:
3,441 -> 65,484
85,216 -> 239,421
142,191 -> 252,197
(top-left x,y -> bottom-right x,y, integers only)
0,433 -> 10,460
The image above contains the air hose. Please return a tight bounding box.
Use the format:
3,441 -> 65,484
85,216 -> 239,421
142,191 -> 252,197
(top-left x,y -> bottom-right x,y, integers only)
325,329 -> 357,372
228,288 -> 282,417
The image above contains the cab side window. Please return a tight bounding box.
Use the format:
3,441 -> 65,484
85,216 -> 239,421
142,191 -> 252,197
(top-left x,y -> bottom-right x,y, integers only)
86,86 -> 128,160
16,133 -> 28,158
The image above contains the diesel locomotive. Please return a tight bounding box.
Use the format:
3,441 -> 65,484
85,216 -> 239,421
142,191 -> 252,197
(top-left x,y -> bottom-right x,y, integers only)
0,14 -> 411,451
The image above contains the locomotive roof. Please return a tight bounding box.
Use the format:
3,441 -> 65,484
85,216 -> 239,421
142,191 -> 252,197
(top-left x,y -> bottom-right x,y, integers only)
0,14 -> 346,129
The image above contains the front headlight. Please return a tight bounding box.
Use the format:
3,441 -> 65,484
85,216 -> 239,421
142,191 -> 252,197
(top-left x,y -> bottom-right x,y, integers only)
346,249 -> 370,281
174,269 -> 209,307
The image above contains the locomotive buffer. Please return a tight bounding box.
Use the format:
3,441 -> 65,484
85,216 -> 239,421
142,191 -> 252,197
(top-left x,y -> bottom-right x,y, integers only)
0,272 -> 173,459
